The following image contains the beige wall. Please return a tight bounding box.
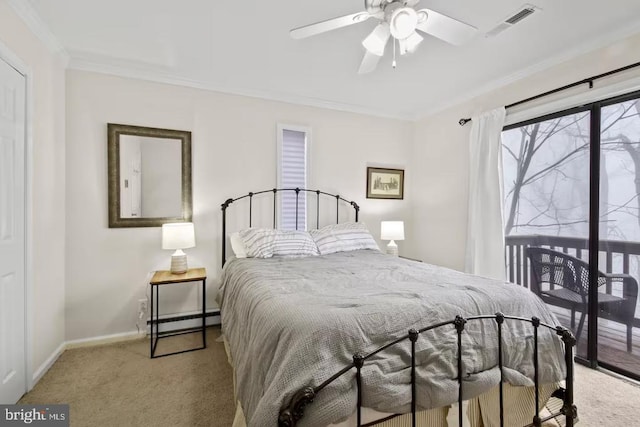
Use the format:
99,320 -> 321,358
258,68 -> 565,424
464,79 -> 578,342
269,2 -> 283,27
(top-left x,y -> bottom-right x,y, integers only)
409,32 -> 640,271
65,69 -> 413,341
8,0 -> 640,351
0,1 -> 66,374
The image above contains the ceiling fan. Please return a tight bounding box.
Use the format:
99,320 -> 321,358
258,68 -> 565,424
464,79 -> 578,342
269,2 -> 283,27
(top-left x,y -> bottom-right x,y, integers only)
290,0 -> 477,73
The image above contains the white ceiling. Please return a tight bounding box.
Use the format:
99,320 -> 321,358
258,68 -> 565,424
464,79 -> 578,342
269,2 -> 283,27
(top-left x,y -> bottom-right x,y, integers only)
26,0 -> 640,119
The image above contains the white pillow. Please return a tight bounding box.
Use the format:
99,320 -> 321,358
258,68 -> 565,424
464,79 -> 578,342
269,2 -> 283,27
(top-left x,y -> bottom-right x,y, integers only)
230,232 -> 247,258
239,228 -> 319,258
310,222 -> 380,255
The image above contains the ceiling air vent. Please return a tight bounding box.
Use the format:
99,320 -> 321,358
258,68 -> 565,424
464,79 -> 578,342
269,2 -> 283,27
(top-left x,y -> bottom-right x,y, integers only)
486,4 -> 541,37
505,7 -> 536,24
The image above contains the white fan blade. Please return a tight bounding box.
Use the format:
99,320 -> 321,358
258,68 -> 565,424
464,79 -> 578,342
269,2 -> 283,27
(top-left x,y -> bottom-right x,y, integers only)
415,9 -> 477,46
362,23 -> 391,56
358,50 -> 382,74
290,12 -> 370,39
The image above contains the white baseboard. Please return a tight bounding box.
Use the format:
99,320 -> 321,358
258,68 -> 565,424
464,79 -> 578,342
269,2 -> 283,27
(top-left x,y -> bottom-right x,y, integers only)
31,341 -> 65,387
65,330 -> 142,349
30,312 -> 222,388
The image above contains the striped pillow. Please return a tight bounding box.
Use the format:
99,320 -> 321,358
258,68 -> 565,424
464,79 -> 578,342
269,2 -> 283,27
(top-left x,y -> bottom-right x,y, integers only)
239,228 -> 319,258
310,222 -> 380,255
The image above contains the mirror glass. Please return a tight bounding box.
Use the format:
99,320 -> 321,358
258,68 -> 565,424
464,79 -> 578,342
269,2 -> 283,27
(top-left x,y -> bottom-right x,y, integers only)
108,124 -> 192,228
119,135 -> 182,218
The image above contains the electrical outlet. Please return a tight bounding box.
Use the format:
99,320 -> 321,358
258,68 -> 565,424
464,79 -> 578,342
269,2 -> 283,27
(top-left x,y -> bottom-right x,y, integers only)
138,298 -> 148,314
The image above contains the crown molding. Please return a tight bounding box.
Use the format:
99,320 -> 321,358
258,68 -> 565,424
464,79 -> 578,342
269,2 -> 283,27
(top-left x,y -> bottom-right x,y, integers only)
70,14 -> 640,125
13,0 -> 639,123
68,51 -> 413,122
411,20 -> 640,121
7,0 -> 69,64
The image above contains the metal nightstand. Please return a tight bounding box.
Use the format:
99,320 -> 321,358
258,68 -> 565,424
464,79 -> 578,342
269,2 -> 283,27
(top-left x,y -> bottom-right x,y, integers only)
149,268 -> 207,358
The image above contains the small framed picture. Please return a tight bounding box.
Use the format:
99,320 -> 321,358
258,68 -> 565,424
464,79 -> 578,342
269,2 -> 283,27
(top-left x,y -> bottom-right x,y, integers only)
366,167 -> 404,199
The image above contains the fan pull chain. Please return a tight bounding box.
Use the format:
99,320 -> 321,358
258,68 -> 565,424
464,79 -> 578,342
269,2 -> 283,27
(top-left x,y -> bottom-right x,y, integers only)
392,38 -> 397,69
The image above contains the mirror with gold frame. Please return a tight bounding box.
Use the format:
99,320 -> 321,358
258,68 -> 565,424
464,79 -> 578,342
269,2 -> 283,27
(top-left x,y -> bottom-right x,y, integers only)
107,123 -> 192,228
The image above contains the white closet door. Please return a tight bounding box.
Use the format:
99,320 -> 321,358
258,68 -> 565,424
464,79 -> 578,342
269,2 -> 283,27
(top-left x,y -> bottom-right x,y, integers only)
0,57 -> 26,404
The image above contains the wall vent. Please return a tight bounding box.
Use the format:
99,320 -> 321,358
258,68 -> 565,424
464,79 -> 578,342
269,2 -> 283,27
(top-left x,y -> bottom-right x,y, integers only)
486,4 -> 541,37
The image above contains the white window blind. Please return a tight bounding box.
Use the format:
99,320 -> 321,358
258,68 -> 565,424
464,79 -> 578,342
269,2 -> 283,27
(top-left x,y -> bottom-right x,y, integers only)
279,127 -> 308,230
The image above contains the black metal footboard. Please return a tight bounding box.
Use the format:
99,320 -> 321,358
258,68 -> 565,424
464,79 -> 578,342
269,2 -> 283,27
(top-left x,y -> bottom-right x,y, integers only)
278,313 -> 577,427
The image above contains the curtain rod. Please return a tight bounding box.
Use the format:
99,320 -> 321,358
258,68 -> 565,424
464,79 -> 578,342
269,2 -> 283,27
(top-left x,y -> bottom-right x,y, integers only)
458,60 -> 640,126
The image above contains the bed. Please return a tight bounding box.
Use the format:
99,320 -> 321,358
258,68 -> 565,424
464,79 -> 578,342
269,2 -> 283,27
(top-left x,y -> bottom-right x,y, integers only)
218,188 -> 577,427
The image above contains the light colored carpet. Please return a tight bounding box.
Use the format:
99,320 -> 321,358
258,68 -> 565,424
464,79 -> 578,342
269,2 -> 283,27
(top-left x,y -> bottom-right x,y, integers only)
572,365 -> 640,426
20,328 -> 235,427
19,326 -> 640,426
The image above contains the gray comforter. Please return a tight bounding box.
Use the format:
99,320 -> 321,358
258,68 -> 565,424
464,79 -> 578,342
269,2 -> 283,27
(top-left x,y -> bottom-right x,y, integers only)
219,250 -> 566,427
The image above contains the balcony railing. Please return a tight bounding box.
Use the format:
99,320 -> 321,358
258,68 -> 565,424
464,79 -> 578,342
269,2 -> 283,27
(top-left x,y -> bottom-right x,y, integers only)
505,234 -> 640,328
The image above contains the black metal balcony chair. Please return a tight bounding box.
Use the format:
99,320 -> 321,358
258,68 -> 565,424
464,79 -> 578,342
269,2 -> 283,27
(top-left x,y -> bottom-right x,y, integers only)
526,246 -> 638,352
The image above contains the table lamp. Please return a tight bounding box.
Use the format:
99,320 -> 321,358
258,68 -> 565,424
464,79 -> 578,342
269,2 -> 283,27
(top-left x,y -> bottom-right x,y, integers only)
162,222 -> 195,274
381,221 -> 404,256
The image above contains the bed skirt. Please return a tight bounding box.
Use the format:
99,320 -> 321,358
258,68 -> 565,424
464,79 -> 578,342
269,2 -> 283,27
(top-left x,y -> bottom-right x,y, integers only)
222,336 -> 562,427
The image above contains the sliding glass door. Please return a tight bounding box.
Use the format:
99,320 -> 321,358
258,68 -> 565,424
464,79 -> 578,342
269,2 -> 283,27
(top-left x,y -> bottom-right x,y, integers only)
503,90 -> 640,379
502,108 -> 591,360
598,94 -> 640,376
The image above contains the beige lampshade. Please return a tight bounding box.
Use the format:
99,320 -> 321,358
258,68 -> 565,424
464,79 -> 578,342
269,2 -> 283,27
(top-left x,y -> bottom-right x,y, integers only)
162,222 -> 196,250
381,221 -> 405,241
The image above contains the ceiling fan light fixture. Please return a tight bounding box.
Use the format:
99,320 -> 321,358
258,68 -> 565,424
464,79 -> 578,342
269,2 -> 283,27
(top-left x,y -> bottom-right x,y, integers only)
290,1 -> 477,74
399,31 -> 423,55
389,7 -> 418,39
362,23 -> 390,56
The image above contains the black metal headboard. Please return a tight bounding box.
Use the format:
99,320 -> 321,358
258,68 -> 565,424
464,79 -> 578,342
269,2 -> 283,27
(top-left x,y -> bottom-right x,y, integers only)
221,188 -> 360,266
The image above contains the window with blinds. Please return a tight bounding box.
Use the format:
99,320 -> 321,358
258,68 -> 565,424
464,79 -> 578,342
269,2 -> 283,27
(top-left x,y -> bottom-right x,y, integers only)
278,126 -> 309,230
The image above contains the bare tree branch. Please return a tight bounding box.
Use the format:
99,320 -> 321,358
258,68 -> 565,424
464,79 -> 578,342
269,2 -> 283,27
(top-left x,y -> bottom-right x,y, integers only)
511,219 -> 607,228
600,194 -> 640,217
503,98 -> 640,238
521,143 -> 588,186
503,144 -> 519,161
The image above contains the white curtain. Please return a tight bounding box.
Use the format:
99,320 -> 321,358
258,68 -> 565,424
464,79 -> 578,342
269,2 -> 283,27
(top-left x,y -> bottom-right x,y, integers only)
465,107 -> 507,280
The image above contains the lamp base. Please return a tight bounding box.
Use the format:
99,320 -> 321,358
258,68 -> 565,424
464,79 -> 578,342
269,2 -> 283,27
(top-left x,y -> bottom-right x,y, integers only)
386,240 -> 398,256
170,249 -> 188,274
